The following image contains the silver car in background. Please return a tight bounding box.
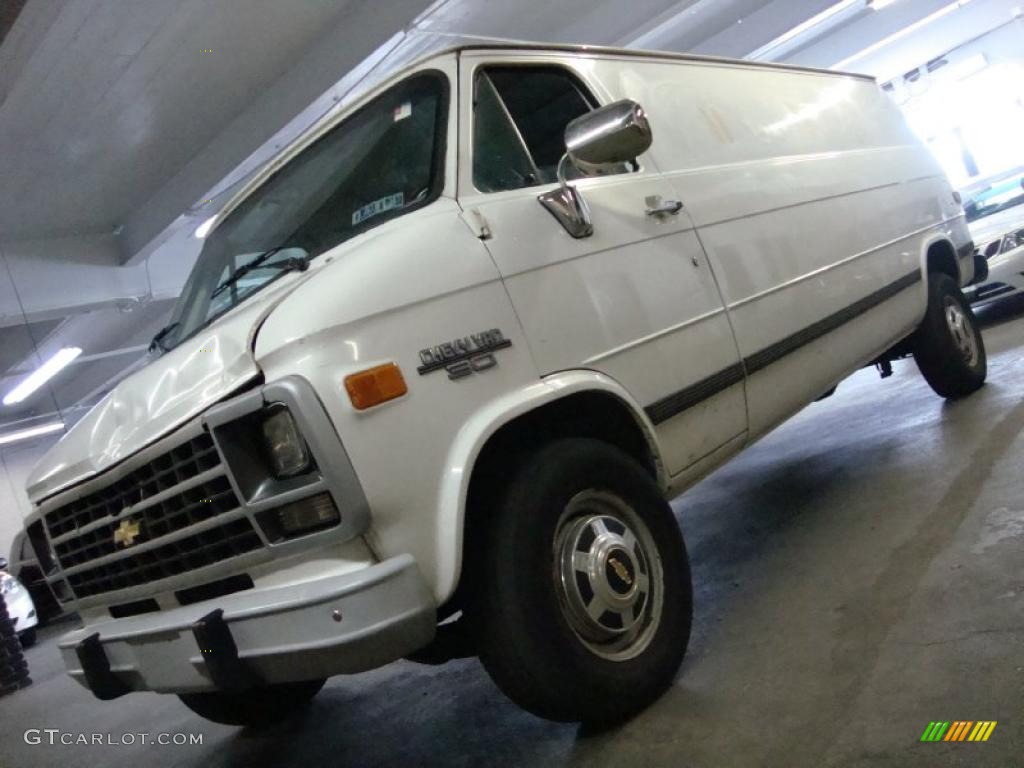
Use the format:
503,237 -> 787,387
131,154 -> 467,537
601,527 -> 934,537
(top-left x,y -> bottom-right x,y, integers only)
963,173 -> 1024,306
0,559 -> 38,647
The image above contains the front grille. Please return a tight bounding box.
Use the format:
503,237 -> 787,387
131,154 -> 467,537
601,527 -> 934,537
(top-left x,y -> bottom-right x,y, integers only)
54,475 -> 238,567
44,429 -> 265,600
45,434 -> 221,539
67,518 -> 262,598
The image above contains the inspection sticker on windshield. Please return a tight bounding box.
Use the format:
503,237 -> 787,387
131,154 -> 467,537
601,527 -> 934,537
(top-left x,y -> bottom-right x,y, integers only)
393,101 -> 412,122
352,192 -> 404,225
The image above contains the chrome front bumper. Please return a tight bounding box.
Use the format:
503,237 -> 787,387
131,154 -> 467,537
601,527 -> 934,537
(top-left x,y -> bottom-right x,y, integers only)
58,554 -> 435,696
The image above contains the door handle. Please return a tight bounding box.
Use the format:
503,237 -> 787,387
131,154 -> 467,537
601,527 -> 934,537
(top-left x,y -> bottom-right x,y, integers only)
645,199 -> 683,216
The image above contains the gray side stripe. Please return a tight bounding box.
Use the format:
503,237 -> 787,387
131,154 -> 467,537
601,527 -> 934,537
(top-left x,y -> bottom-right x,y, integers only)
644,363 -> 746,425
743,270 -> 920,374
644,270 -> 921,425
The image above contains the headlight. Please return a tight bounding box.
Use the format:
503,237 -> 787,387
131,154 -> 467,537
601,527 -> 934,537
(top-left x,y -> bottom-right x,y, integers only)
261,406 -> 310,478
0,574 -> 22,595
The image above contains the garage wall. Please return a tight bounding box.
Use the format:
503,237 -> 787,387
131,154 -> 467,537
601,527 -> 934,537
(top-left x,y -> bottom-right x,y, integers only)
886,18 -> 1024,187
0,435 -> 57,561
886,17 -> 1024,95
965,16 -> 1024,64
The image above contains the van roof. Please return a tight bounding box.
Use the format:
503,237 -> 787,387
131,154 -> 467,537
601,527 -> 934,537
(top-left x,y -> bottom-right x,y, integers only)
435,38 -> 877,83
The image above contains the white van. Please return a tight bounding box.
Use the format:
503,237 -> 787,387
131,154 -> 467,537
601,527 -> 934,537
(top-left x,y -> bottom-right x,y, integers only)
19,42 -> 984,726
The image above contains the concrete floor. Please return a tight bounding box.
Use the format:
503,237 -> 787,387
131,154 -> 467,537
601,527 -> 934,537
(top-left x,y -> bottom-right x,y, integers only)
3,297 -> 1024,768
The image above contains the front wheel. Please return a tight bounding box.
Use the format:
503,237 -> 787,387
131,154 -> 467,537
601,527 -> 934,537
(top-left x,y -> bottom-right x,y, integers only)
471,438 -> 692,725
178,678 -> 325,726
913,272 -> 986,398
18,628 -> 36,648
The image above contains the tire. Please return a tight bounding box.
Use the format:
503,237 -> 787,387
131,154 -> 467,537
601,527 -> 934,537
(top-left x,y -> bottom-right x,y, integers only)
18,628 -> 36,649
913,272 -> 986,399
470,438 -> 692,725
178,679 -> 325,726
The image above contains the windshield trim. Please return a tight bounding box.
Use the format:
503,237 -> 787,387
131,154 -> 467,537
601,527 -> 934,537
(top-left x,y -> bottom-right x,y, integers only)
159,70 -> 450,354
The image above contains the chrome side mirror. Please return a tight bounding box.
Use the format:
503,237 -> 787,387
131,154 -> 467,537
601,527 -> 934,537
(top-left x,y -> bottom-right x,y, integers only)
565,100 -> 653,172
539,100 -> 652,238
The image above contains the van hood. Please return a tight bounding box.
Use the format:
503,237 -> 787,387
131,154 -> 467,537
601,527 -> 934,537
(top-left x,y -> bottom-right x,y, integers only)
25,275 -> 309,505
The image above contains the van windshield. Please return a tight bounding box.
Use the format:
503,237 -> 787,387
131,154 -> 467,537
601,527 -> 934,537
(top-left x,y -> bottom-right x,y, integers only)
154,72 -> 448,353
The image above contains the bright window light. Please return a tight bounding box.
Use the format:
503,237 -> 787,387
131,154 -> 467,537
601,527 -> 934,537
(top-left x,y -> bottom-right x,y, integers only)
899,62 -> 1024,186
869,0 -> 901,10
2,347 -> 83,406
0,422 -> 65,446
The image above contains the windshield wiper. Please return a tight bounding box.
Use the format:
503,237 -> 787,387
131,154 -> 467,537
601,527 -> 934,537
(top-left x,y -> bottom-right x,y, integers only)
149,321 -> 180,354
210,246 -> 309,299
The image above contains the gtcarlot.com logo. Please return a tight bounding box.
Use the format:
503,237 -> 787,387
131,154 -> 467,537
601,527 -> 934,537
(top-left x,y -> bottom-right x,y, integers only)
24,729 -> 203,746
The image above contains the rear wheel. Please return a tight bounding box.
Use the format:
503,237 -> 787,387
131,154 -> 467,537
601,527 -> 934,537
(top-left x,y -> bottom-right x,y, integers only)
913,272 -> 986,398
18,628 -> 36,648
471,438 -> 692,725
178,678 -> 325,726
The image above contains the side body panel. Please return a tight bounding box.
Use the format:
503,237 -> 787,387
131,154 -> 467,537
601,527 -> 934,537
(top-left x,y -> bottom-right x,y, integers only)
590,55 -> 965,438
255,199 -> 540,605
456,51 -> 747,474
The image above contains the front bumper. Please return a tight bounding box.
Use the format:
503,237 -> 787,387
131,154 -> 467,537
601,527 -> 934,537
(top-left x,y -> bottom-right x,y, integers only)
58,554 -> 435,697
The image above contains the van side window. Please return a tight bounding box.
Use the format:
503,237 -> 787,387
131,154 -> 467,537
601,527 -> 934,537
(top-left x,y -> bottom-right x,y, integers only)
473,73 -> 541,192
473,66 -> 630,193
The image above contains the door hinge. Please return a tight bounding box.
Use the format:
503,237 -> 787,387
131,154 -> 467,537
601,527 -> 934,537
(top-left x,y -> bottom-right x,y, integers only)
460,208 -> 492,240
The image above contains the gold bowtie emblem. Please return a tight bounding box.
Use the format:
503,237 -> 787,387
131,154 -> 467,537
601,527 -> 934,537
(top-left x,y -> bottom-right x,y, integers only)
113,518 -> 141,548
608,557 -> 632,586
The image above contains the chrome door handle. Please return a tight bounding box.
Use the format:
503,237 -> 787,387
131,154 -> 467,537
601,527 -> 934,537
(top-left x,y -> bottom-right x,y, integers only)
646,199 -> 683,216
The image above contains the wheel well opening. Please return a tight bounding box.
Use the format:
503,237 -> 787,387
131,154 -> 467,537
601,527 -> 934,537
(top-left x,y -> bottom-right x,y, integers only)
454,392 -> 657,612
470,391 -> 656,490
927,240 -> 958,280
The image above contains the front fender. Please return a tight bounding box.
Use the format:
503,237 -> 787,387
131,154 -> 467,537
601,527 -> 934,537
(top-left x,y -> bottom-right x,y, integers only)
432,369 -> 665,602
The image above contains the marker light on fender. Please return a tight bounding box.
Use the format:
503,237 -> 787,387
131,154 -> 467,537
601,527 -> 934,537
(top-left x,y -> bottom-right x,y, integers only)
345,363 -> 408,410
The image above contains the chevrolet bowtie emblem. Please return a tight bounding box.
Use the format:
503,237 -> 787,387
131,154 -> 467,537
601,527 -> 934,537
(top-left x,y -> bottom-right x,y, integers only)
609,557 -> 632,586
113,517 -> 141,548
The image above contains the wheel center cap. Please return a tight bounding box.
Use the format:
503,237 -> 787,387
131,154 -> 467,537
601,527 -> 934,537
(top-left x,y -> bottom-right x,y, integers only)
604,547 -> 635,595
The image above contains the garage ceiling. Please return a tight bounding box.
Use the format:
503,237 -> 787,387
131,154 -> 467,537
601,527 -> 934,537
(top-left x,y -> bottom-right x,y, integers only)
1,0 -> 1021,436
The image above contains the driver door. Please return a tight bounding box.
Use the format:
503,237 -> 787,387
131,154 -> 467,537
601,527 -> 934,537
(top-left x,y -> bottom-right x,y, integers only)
457,53 -> 747,473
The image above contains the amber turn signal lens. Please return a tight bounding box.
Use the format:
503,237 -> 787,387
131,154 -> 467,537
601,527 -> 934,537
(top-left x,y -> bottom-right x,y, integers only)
345,363 -> 407,410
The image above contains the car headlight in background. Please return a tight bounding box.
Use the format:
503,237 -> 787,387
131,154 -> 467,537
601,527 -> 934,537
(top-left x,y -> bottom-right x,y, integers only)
261,406 -> 310,478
